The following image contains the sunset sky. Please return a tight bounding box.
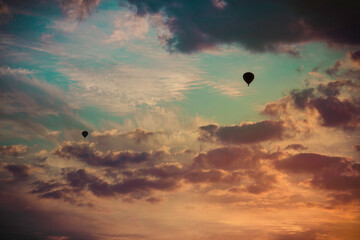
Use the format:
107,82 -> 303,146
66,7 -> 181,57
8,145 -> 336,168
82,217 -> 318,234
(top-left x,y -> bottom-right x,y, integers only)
1,1 -> 360,239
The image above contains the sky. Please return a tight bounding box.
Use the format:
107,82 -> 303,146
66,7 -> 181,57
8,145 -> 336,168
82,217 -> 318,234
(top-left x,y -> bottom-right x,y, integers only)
0,0 -> 360,239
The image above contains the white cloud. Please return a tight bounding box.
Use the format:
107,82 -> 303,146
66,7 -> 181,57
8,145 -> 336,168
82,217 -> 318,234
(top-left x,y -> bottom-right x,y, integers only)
61,63 -> 201,113
212,0 -> 227,10
104,12 -> 149,44
204,79 -> 245,97
0,65 -> 36,75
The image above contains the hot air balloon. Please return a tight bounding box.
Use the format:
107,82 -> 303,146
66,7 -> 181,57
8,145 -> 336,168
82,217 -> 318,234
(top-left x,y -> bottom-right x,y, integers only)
243,72 -> 254,86
82,131 -> 88,138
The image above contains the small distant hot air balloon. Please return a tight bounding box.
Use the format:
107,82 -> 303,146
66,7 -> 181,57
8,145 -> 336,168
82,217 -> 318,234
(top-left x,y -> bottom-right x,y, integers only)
82,131 -> 88,138
243,72 -> 254,86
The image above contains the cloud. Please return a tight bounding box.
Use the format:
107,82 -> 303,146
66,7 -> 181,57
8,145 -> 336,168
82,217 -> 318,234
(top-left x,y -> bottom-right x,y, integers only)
33,168 -> 180,200
275,152 -> 360,206
53,141 -> 165,168
275,153 -> 349,174
0,0 -> 11,25
192,147 -> 263,171
353,144 -> 360,151
37,144 -> 278,204
92,128 -> 156,145
310,166 -> 360,192
212,0 -> 227,10
0,65 -> 35,75
272,230 -> 318,240
184,169 -> 224,183
284,144 -> 307,151
61,0 -> 101,21
60,64 -> 200,113
104,12 -> 149,44
0,0 -> 10,15
310,96 -> 359,127
0,144 -> 28,156
188,146 -> 277,193
325,50 -> 360,77
31,180 -> 64,194
263,79 -> 360,130
0,67 -> 86,143
0,66 -> 74,117
350,50 -> 360,65
290,88 -> 315,109
124,0 -> 360,54
316,80 -> 356,97
326,60 -> 342,76
2,163 -> 31,181
145,196 -> 162,204
245,170 -> 277,194
199,120 -> 285,144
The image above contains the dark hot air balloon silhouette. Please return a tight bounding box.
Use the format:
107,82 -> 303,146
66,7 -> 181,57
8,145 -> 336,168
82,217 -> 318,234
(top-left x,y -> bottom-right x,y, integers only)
82,131 -> 88,138
243,72 -> 254,86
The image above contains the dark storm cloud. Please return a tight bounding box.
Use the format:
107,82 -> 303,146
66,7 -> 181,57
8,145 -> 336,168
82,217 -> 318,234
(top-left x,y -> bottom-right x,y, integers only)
145,196 -> 162,204
31,180 -> 63,194
284,144 -> 307,151
61,0 -> 101,20
3,163 -> 30,181
325,61 -> 342,76
354,144 -> 360,151
310,169 -> 360,192
131,153 -> 246,185
212,120 -> 285,144
184,169 -> 224,183
84,167 -> 180,197
53,141 -> 165,168
275,153 -> 349,174
192,147 -> 263,170
187,147 -> 277,193
136,163 -> 184,179
198,124 -> 218,141
289,88 -> 315,109
40,188 -> 83,204
272,230 -> 318,240
125,0 -> 360,54
316,80 -> 357,97
37,145 -> 278,203
246,170 -> 277,194
271,80 -> 360,129
325,51 -> 360,77
276,152 -> 360,205
32,168 -> 180,201
310,167 -> 360,207
31,178 -> 93,206
310,97 -> 358,127
350,50 -> 360,63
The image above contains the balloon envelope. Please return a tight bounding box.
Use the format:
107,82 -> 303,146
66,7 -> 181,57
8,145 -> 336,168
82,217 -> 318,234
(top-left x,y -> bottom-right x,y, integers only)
243,72 -> 254,86
82,131 -> 88,138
